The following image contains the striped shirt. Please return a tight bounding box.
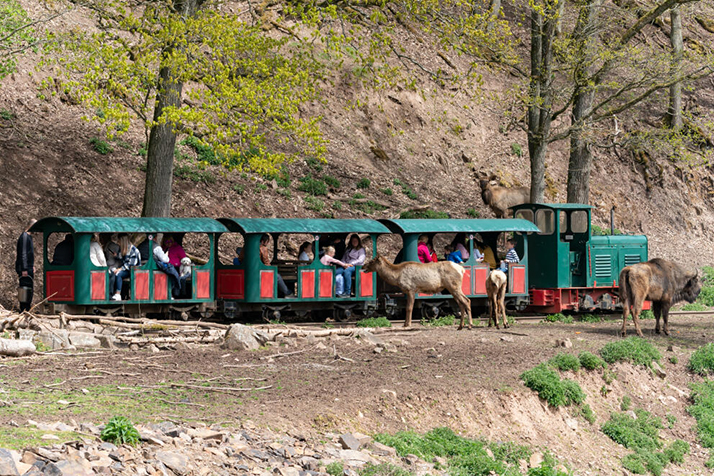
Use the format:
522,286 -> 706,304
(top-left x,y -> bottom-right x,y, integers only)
121,245 -> 142,271
505,248 -> 520,263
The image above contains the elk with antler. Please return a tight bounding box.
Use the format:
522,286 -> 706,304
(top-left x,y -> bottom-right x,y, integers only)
478,173 -> 530,218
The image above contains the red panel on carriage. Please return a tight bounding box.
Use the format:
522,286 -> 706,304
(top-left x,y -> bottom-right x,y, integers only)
319,271 -> 333,298
461,266 -> 472,295
301,270 -> 316,299
196,270 -> 211,299
153,272 -> 168,301
260,270 -> 275,299
134,271 -> 149,301
91,271 -> 105,301
217,269 -> 245,300
510,265 -> 526,294
359,271 -> 374,297
474,266 -> 489,295
46,270 -> 74,302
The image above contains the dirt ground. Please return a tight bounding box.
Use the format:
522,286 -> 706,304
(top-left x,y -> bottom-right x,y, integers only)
2,314 -> 714,474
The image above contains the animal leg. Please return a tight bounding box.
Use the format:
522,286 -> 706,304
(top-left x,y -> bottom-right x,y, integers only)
653,302 -> 662,334
405,292 -> 415,328
489,294 -> 497,328
662,304 -> 672,336
499,286 -> 508,328
457,291 -> 473,329
631,294 -> 646,338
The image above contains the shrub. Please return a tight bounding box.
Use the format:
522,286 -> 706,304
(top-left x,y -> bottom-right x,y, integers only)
174,165 -> 215,183
306,156 -> 324,172
688,343 -> 714,376
467,208 -> 479,218
101,416 -> 140,446
543,313 -> 573,324
356,178 -> 371,189
422,315 -> 455,327
323,175 -> 341,189
669,355 -> 678,364
621,395 -> 632,411
548,353 -> 580,372
601,409 -> 662,451
696,266 -> 714,307
352,192 -> 365,199
277,188 -> 291,198
520,364 -> 585,407
666,413 -> 677,428
90,137 -> 113,155
510,143 -> 523,157
304,196 -> 325,212
599,337 -> 660,367
325,461 -> 344,476
359,463 -> 410,476
403,188 -> 418,200
688,380 -> 714,448
356,317 -> 391,328
639,309 -> 655,319
399,209 -> 449,219
255,183 -> 268,192
332,201 -> 342,210
578,351 -> 607,370
0,109 -> 14,120
580,314 -> 603,323
602,368 -> 616,384
380,187 -> 393,196
297,175 -> 327,196
581,404 -> 596,424
681,302 -> 708,311
181,136 -> 218,165
233,184 -> 245,194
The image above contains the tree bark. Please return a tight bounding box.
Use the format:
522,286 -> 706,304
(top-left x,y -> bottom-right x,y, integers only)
527,0 -> 559,203
566,0 -> 603,204
141,0 -> 201,218
666,5 -> 683,131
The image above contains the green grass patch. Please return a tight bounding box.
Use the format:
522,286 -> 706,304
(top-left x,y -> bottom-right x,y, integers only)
467,208 -> 479,218
325,461 -> 344,476
173,165 -> 215,184
639,309 -> 655,320
0,428 -> 82,450
304,196 -> 325,212
581,404 -> 596,424
422,314 -> 455,327
380,187 -> 393,196
548,353 -> 580,372
688,343 -> 714,376
520,364 -> 586,407
543,313 -> 574,324
297,175 -> 327,196
681,302 -> 708,311
579,314 -> 604,323
323,175 -> 341,189
358,463 -> 410,476
399,209 -> 449,219
181,136 -> 219,165
688,380 -> 714,449
599,337 -> 660,367
578,351 -> 607,370
356,178 -> 371,189
306,156 -> 324,172
90,137 -> 113,155
695,266 -> 714,307
101,415 -> 140,445
356,317 -> 392,328
621,395 -> 632,411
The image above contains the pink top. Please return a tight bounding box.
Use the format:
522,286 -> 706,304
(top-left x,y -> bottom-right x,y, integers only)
320,255 -> 348,267
417,242 -> 432,264
167,242 -> 187,267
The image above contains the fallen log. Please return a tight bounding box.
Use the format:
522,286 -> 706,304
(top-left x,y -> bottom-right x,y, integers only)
0,338 -> 36,357
115,335 -> 222,345
37,313 -> 229,330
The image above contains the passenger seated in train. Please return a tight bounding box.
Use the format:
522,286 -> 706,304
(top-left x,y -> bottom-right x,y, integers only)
135,234 -> 156,266
111,234 -> 141,301
498,239 -> 520,272
89,234 -> 107,267
298,242 -> 313,262
450,233 -> 470,261
475,240 -> 497,269
337,234 -> 366,297
428,239 -> 438,262
444,244 -> 463,263
320,246 -> 352,297
100,233 -> 121,291
153,238 -> 183,299
233,247 -> 242,266
320,234 -> 346,260
51,234 -> 75,266
417,234 -> 432,264
259,234 -> 293,298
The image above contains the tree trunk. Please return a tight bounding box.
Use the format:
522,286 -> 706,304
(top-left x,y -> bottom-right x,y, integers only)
566,0 -> 603,204
527,0 -> 559,203
666,5 -> 683,131
141,0 -> 201,218
488,0 -> 501,24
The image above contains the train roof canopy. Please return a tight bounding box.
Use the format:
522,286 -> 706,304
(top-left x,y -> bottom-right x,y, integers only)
29,217 -> 229,234
511,203 -> 593,211
378,218 -> 541,234
218,218 -> 391,235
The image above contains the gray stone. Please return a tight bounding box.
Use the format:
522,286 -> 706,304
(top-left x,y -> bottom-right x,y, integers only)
652,362 -> 666,379
299,457 -> 320,471
555,338 -> 573,348
500,336 -> 514,342
187,428 -> 224,440
54,459 -> 94,476
338,434 -> 362,451
67,332 -> 101,349
95,335 -> 116,350
79,423 -> 100,436
223,324 -> 272,351
0,448 -> 19,476
339,450 -> 374,466
360,332 -> 384,346
156,451 -> 188,475
152,422 -> 179,437
35,330 -> 70,350
403,454 -> 419,465
98,442 -> 117,452
40,462 -> 62,476
369,442 -> 396,457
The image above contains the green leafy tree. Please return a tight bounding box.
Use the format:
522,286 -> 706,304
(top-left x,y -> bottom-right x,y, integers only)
49,0 -> 326,216
0,0 -> 40,80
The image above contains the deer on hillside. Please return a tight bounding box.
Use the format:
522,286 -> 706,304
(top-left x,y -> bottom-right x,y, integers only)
478,173 -> 530,218
486,270 -> 508,329
362,256 -> 473,329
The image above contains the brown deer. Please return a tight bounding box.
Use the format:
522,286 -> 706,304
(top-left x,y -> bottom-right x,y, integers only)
478,174 -> 530,218
362,256 -> 473,329
486,270 -> 508,329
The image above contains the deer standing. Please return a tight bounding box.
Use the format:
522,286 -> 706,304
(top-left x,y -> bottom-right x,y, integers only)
486,270 -> 508,329
362,256 -> 473,329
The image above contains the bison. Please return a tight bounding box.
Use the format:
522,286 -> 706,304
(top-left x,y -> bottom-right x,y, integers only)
619,258 -> 701,337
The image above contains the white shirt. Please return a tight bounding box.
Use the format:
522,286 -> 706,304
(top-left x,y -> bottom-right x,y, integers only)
153,246 -> 170,264
90,241 -> 107,267
299,251 -> 311,261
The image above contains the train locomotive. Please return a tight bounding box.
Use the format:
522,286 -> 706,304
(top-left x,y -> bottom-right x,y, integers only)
30,203 -> 647,321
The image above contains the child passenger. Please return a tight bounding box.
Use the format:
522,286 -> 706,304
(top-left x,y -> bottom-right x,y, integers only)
444,244 -> 463,263
321,246 -> 352,297
498,239 -> 520,272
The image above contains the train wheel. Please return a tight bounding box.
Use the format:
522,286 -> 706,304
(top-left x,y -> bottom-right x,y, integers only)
334,308 -> 352,322
420,304 -> 440,321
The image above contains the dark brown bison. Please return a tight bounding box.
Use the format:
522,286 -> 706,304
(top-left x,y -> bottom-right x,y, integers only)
619,258 -> 701,337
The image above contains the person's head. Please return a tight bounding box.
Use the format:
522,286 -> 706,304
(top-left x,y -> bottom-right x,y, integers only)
25,218 -> 37,233
260,234 -> 270,246
99,233 -> 112,247
325,246 -> 335,257
117,233 -> 132,256
445,244 -> 454,253
235,246 -> 242,256
347,234 -> 362,250
507,238 -> 517,249
91,233 -> 99,243
299,242 -> 312,255
418,234 -> 429,244
162,234 -> 174,249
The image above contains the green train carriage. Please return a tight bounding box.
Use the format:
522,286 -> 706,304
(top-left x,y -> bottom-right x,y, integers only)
511,203 -> 648,313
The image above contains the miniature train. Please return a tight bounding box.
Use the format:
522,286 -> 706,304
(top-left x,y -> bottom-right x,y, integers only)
30,203 -> 648,322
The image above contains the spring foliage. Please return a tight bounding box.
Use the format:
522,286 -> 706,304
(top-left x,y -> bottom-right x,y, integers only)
0,0 -> 36,80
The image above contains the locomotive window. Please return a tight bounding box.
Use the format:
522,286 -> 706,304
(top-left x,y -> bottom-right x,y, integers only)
535,209 -> 554,235
571,211 -> 588,233
514,210 -> 533,223
559,211 -> 567,233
